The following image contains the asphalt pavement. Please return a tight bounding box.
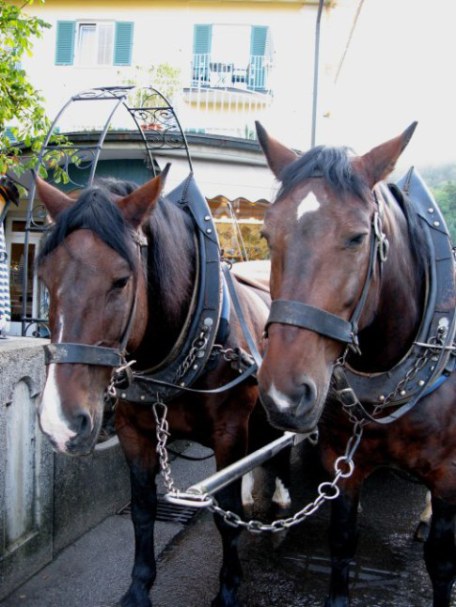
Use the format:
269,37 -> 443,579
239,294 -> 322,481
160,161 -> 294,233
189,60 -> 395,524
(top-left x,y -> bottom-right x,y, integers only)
0,440 -> 440,607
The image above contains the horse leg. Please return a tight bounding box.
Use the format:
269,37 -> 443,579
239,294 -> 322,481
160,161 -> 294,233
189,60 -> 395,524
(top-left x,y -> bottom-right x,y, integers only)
423,496 -> 456,607
415,490 -> 432,542
117,419 -> 158,607
325,489 -> 360,607
211,478 -> 244,607
210,416 -> 251,607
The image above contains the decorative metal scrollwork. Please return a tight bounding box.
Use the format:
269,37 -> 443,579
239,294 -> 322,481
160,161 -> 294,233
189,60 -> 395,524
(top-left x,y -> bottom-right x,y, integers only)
19,85 -> 193,336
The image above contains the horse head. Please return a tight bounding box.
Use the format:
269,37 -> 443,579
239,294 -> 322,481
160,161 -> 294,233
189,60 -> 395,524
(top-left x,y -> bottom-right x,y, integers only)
256,122 -> 417,432
36,170 -> 167,455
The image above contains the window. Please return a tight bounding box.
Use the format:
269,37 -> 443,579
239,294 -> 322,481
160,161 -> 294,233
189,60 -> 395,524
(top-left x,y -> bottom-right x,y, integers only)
192,24 -> 273,92
77,22 -> 114,66
55,21 -> 134,66
5,216 -> 44,336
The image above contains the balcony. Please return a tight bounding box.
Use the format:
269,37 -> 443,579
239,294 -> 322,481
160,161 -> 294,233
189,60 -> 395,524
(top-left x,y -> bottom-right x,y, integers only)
189,54 -> 273,95
182,53 -> 274,137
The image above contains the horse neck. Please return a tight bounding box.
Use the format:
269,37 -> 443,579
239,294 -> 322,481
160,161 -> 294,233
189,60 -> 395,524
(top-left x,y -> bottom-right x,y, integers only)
133,201 -> 196,368
355,188 -> 425,371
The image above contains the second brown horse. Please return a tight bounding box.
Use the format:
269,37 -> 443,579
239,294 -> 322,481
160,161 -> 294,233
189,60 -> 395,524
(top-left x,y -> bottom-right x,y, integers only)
256,121 -> 456,607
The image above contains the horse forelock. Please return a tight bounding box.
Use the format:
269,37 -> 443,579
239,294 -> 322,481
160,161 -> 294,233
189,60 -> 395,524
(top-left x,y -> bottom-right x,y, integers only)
277,145 -> 370,203
37,177 -> 196,329
38,184 -> 137,270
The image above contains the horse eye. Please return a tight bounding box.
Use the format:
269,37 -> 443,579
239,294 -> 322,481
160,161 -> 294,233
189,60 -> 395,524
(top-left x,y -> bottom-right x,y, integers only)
111,276 -> 130,290
347,233 -> 367,248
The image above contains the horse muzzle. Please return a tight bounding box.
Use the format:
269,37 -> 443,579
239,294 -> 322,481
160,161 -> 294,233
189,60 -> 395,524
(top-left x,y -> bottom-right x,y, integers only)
258,373 -> 324,433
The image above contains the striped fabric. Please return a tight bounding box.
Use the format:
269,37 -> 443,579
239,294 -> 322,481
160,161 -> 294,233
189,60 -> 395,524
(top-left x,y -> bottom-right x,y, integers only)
0,222 -> 10,336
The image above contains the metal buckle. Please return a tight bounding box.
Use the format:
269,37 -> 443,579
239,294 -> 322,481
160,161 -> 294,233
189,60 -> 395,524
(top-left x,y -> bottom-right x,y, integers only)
373,211 -> 389,263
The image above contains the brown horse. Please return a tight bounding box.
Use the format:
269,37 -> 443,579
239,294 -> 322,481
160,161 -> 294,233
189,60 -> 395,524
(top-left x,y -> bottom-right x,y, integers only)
35,170 -> 289,607
255,122 -> 456,607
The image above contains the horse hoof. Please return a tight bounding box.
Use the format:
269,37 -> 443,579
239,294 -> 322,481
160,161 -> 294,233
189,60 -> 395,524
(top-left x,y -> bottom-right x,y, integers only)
414,520 -> 430,543
211,593 -> 240,607
120,588 -> 152,607
324,597 -> 350,607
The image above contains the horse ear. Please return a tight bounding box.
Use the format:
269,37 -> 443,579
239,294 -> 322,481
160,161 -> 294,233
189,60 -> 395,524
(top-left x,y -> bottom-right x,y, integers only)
35,175 -> 75,221
255,121 -> 298,179
117,164 -> 170,229
354,122 -> 418,187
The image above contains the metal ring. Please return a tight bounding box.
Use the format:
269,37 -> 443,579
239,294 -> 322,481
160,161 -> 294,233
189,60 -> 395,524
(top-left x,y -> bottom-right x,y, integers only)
334,456 -> 355,478
317,481 -> 340,500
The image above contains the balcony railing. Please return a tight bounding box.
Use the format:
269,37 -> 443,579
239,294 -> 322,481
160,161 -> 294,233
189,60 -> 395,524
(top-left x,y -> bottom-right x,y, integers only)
191,54 -> 272,94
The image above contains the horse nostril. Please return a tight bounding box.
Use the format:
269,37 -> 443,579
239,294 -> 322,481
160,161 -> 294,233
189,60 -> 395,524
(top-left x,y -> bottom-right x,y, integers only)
296,377 -> 317,416
302,380 -> 317,403
72,411 -> 92,437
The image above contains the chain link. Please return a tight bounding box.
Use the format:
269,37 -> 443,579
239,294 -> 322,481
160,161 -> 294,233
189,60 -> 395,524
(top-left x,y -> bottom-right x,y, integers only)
175,325 -> 210,382
153,401 -> 176,495
152,401 -> 363,533
208,420 -> 363,533
373,324 -> 448,413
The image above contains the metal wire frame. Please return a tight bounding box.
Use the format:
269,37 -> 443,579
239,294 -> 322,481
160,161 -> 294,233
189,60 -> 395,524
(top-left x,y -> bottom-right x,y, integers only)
20,85 -> 193,336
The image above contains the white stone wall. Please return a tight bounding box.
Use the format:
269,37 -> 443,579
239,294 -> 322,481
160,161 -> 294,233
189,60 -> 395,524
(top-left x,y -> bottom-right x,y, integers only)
0,338 -> 130,599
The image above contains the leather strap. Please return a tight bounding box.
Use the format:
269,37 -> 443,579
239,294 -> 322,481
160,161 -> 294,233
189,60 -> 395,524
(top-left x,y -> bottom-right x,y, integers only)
264,209 -> 384,348
332,364 -> 450,425
44,343 -> 124,367
266,300 -> 355,345
222,263 -> 263,370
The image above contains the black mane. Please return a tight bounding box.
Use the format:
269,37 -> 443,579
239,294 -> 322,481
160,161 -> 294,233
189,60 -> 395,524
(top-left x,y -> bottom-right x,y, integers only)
278,147 -> 430,304
278,145 -> 370,201
38,177 -> 195,326
38,180 -> 137,269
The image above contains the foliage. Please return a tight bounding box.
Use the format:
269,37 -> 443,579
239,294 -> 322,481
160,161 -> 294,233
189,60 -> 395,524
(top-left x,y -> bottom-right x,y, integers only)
120,64 -> 182,107
0,0 -> 71,183
216,222 -> 269,261
431,181 -> 456,244
418,164 -> 456,243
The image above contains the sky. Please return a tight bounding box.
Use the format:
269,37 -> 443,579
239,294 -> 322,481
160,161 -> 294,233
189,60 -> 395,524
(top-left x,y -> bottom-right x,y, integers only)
315,0 -> 456,170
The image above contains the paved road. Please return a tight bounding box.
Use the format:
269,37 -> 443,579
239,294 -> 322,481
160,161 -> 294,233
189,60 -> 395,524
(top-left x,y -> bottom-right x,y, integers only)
1,440 -> 446,607
151,444 -> 437,607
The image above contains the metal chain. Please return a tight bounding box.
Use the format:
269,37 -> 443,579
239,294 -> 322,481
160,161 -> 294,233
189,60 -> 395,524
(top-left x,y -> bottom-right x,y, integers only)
208,421 -> 363,533
373,349 -> 431,412
152,401 -> 364,533
175,325 -> 210,382
373,324 -> 448,412
153,401 -> 177,495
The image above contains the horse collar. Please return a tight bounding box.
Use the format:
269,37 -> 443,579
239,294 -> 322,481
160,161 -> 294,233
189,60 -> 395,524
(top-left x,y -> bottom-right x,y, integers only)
111,173 -> 225,404
333,167 -> 456,424
43,173 -> 224,406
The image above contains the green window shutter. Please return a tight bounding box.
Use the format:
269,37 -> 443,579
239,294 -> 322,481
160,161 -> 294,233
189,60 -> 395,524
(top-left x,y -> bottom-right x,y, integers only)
55,21 -> 75,65
114,22 -> 134,66
250,26 -> 268,56
193,24 -> 212,54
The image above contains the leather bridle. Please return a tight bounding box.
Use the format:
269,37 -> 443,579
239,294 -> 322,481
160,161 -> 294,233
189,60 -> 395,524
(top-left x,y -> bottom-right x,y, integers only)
43,232 -> 146,369
265,191 -> 389,351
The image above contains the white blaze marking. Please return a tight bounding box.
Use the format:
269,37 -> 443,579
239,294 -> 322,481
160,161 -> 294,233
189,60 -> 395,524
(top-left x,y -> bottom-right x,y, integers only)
297,191 -> 320,221
39,314 -> 75,452
40,365 -> 76,452
268,383 -> 294,412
